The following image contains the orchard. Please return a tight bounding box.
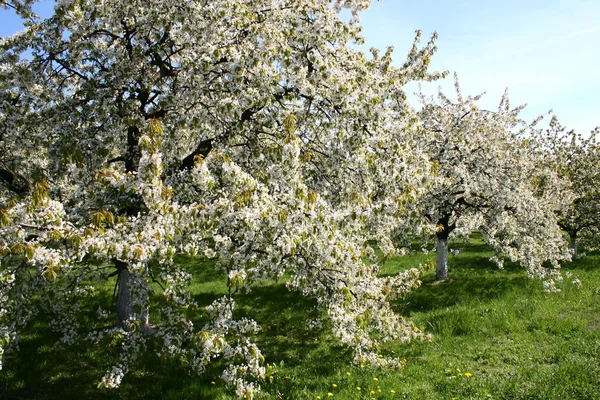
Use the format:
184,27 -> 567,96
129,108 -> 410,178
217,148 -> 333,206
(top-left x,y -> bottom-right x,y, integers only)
0,0 -> 597,398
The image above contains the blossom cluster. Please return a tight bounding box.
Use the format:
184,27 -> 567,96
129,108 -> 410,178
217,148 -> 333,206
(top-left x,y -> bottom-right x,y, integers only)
413,74 -> 572,285
0,0 -> 581,397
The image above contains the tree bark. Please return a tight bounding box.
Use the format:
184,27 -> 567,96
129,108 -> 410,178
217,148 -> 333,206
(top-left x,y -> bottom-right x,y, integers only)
116,267 -> 134,328
569,233 -> 578,261
434,215 -> 453,281
125,126 -> 141,173
114,261 -> 149,331
177,138 -> 213,171
0,167 -> 31,196
435,236 -> 449,281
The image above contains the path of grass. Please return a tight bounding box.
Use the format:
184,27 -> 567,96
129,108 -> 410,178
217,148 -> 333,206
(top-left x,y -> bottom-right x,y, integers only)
1,234 -> 599,399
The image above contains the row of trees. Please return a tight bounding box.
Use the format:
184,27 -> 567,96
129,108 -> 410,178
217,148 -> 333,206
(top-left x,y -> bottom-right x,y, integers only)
532,117 -> 600,259
412,81 -> 600,282
0,0 -> 598,397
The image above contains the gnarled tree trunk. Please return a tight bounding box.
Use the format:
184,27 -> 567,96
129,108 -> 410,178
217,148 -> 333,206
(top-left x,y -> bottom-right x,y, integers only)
569,232 -> 578,261
435,216 -> 453,281
435,235 -> 449,281
114,260 -> 149,331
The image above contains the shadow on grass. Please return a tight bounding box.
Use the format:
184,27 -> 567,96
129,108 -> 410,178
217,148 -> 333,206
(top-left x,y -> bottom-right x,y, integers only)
449,241 -> 492,254
238,283 -> 330,367
564,250 -> 600,271
394,251 -> 532,316
7,238 -> 590,400
1,320 -> 230,400
0,321 -> 117,400
180,256 -> 351,373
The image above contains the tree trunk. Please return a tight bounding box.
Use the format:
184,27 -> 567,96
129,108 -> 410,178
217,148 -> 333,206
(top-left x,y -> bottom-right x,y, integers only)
569,233 -> 578,261
0,167 -> 32,196
436,236 -> 449,281
125,126 -> 141,173
115,263 -> 149,331
116,267 -> 133,328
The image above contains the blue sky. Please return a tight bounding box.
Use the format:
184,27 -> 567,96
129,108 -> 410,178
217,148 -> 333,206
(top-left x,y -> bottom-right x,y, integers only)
2,0 -> 599,134
357,0 -> 600,134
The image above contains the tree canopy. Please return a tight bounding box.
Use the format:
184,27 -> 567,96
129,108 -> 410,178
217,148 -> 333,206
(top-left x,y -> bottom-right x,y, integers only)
0,0 -> 587,397
0,0 -> 442,396
414,76 -> 570,285
531,116 -> 600,259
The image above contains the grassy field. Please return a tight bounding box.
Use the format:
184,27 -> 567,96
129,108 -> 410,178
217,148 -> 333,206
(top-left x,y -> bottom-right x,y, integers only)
1,234 -> 599,399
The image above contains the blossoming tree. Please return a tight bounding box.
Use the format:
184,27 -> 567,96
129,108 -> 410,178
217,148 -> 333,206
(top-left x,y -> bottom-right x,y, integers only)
0,0 -> 442,396
531,116 -> 600,259
414,75 -> 570,285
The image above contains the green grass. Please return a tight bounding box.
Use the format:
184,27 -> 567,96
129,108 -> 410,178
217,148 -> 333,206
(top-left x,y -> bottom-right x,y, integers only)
2,234 -> 600,399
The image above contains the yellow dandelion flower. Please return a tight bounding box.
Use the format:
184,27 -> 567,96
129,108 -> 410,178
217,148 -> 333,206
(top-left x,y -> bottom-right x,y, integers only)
332,384 -> 337,388
210,381 -> 215,385
356,387 -> 361,391
446,369 -> 452,373
373,377 -> 379,381
391,389 -> 396,393
451,375 -> 456,379
465,372 -> 473,378
327,393 -> 333,397
456,368 -> 461,372
316,397 -> 321,400
346,372 -> 351,376
370,390 -> 375,394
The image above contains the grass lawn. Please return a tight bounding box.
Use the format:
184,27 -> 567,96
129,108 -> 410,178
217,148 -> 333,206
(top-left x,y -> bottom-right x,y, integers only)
1,234 -> 599,399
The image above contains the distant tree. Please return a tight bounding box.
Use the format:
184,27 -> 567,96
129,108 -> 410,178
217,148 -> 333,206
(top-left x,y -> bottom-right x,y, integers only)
414,75 -> 570,286
0,0 -> 442,396
531,116 -> 600,259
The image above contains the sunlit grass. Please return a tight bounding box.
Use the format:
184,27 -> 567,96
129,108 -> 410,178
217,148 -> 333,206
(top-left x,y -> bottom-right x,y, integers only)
1,233 -> 599,399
